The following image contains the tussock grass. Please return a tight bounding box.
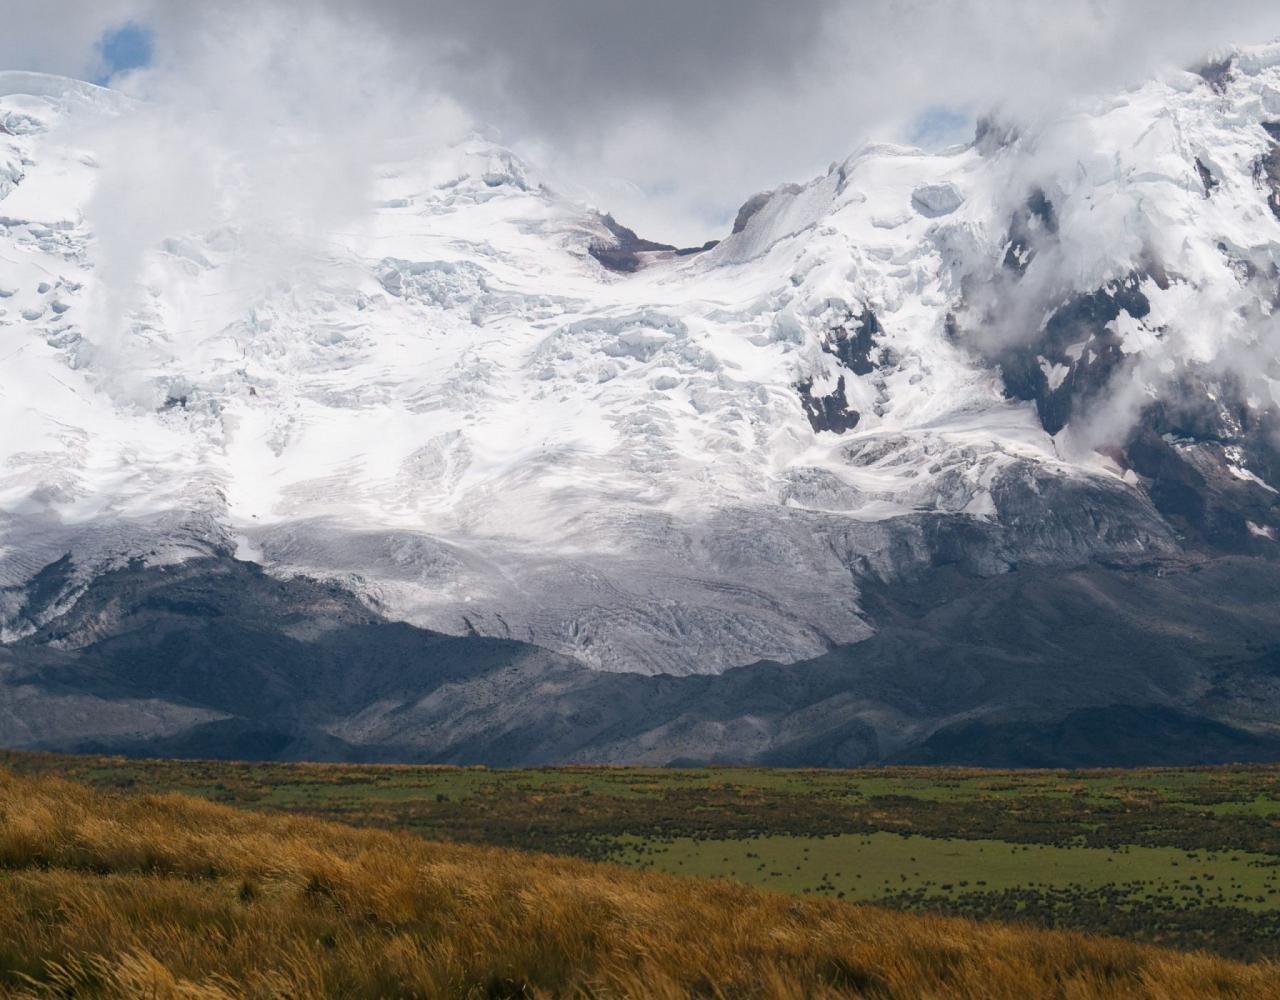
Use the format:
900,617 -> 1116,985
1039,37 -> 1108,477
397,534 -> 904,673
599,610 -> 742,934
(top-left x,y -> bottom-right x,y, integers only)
0,768 -> 1276,998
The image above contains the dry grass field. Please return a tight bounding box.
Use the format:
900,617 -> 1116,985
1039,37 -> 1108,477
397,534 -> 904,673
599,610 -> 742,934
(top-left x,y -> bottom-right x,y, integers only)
9,753 -> 1280,959
0,766 -> 1278,998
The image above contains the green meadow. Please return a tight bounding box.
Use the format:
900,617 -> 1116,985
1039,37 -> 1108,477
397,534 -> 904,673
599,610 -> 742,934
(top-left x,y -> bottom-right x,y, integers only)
7,752 -> 1280,958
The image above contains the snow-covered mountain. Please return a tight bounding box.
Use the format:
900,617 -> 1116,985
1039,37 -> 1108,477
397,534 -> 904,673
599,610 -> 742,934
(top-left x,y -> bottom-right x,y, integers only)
3,46 -> 1280,763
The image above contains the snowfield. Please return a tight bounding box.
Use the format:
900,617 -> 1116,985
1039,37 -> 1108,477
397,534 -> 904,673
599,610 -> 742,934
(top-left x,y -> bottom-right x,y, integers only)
3,46 -> 1280,675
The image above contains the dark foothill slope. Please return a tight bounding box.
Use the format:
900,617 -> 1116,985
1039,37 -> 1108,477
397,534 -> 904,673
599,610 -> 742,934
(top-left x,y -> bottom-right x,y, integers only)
0,557 -> 580,762
5,549 -> 1280,768
900,705 -> 1280,768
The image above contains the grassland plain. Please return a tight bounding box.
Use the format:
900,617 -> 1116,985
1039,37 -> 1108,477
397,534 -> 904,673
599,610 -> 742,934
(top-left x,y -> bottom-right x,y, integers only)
1,766 -> 1279,999
5,753 -> 1280,960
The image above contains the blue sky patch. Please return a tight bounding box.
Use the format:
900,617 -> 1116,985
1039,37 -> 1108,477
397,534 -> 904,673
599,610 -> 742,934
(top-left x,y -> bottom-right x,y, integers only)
95,22 -> 154,85
907,107 -> 973,149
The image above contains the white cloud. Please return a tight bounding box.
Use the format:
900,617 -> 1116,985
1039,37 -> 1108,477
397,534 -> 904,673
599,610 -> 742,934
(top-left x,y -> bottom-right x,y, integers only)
56,4 -> 470,399
12,1 -> 1280,245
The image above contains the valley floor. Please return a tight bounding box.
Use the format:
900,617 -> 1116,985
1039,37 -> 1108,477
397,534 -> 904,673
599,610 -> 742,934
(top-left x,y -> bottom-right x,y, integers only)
0,762 -> 1278,998
5,754 -> 1280,964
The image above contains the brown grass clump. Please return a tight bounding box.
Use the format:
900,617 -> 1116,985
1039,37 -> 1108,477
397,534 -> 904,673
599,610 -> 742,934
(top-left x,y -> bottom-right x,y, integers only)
0,768 -> 1276,998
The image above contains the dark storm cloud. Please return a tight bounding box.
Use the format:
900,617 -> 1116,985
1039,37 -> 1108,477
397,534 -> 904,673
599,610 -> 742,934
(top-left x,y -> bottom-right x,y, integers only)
370,0 -> 837,133
301,0 -> 1280,240
10,1 -> 1280,241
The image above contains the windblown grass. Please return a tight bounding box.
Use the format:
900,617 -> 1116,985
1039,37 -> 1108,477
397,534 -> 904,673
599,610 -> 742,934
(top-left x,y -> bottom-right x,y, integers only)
0,767 -> 1275,998
9,752 -> 1280,958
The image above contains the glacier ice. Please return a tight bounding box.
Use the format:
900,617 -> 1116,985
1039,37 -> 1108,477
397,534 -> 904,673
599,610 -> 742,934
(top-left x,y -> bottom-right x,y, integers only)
2,51 -> 1280,676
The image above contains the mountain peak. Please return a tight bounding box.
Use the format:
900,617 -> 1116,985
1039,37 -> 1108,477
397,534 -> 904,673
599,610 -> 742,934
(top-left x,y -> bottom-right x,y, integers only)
2,51 -> 1279,687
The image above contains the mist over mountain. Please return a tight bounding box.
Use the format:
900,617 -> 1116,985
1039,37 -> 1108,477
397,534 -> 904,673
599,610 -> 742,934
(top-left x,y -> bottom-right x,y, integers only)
4,32 -> 1280,765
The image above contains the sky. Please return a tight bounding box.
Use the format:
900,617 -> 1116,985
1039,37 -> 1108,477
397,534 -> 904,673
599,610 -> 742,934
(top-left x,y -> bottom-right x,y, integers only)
6,1 -> 1280,244
94,22 -> 153,85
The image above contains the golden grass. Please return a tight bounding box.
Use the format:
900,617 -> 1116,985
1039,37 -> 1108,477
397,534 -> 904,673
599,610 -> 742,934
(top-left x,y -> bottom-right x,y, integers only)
0,767 -> 1276,998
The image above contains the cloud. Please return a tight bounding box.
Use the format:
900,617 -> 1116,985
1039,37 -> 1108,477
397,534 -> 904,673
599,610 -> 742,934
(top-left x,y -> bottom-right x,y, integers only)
61,4 -> 470,400
14,1 -> 1280,244
312,0 -> 1280,242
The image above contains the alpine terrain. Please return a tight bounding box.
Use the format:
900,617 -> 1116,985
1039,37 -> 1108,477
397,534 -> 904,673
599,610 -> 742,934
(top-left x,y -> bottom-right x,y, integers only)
4,45 -> 1280,765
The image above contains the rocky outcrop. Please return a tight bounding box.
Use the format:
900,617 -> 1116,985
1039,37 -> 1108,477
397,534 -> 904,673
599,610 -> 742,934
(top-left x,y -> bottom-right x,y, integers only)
1001,188 -> 1058,275
1119,374 -> 1280,553
731,184 -> 804,234
1196,157 -> 1219,196
1257,122 -> 1280,220
823,307 -> 882,376
587,213 -> 678,273
1195,57 -> 1235,94
998,275 -> 1148,436
796,375 -> 860,433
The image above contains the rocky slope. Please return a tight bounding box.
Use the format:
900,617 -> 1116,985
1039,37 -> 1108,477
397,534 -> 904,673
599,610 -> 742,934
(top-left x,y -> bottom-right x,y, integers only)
5,553 -> 1280,766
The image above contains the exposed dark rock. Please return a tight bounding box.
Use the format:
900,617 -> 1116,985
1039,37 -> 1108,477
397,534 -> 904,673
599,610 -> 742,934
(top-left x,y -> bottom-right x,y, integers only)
973,116 -> 1018,157
985,461 -> 1177,562
1002,188 -> 1058,274
1195,157 -> 1219,197
2,553 -> 77,634
732,193 -> 771,234
731,184 -> 803,234
1139,372 -> 1261,446
587,246 -> 643,273
797,375 -> 860,434
1257,123 -> 1280,220
951,247 -> 1275,558
1121,373 -> 1280,554
998,275 -> 1148,435
1,557 -> 581,760
587,215 -> 718,272
675,239 -> 719,256
1194,58 -> 1234,94
823,308 -> 881,376
588,213 -> 677,273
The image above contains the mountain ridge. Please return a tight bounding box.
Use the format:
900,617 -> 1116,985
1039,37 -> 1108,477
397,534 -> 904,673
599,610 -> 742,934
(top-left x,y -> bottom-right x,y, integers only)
3,47 -> 1280,763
